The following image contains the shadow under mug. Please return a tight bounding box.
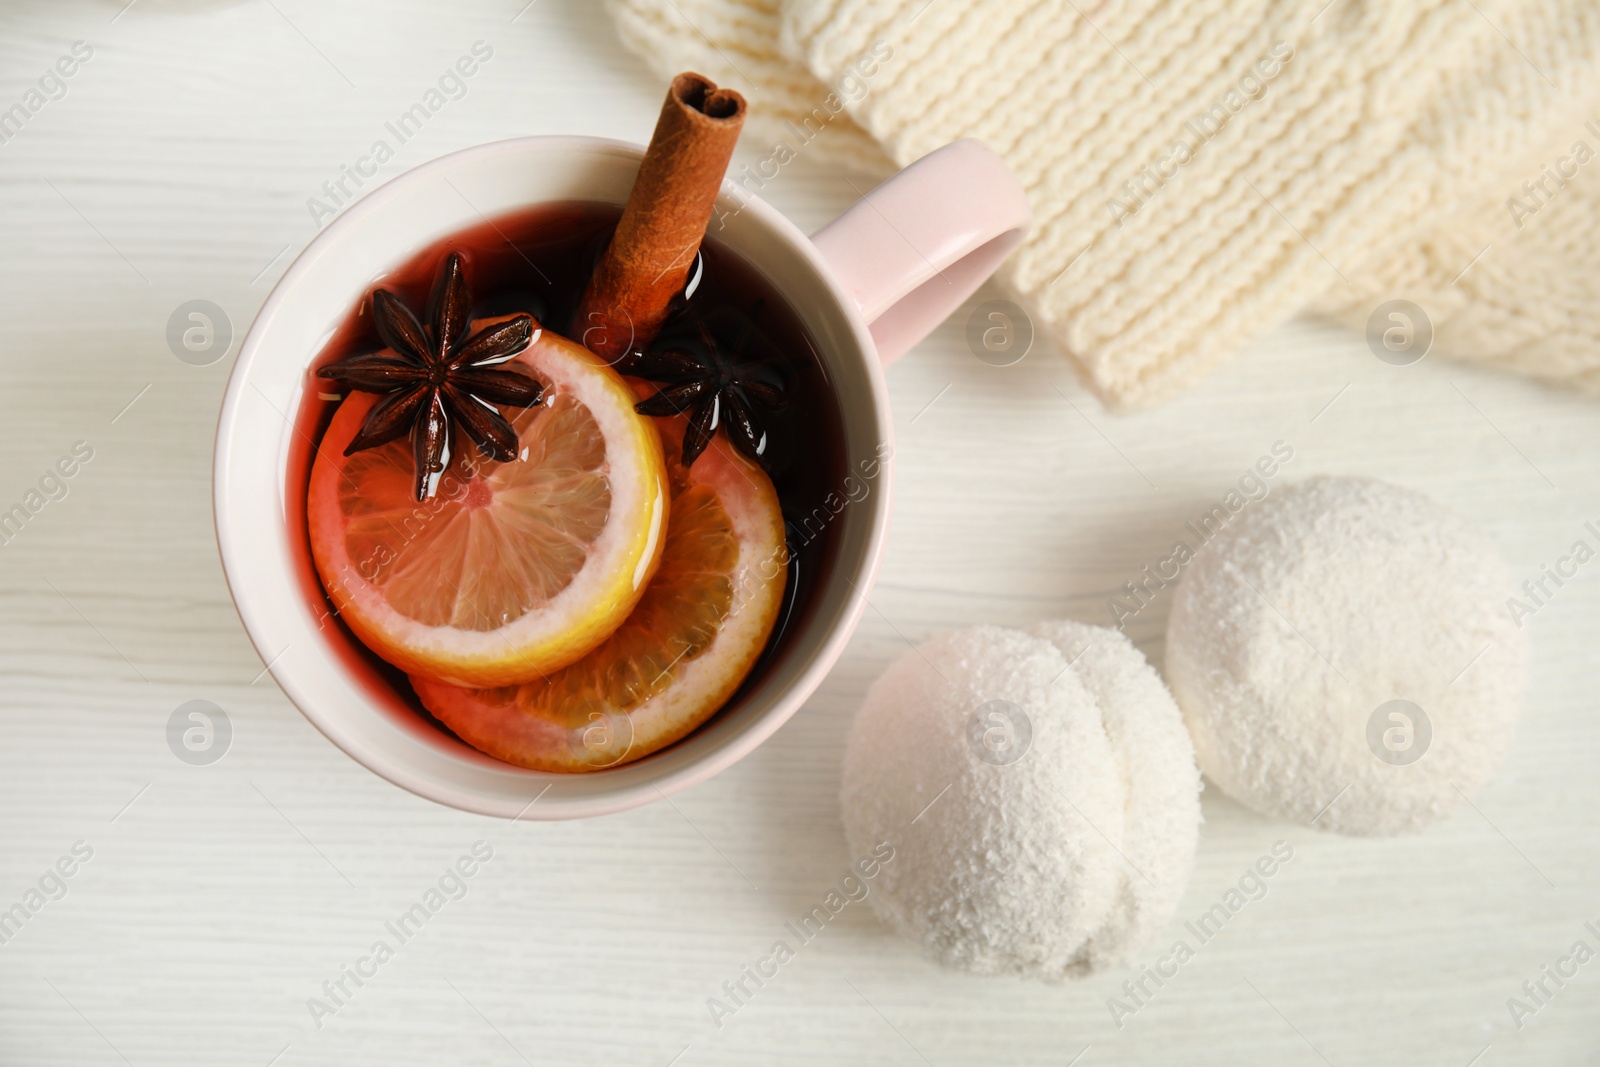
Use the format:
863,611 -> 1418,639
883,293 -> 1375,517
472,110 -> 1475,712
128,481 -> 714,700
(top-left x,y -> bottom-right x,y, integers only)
214,135 -> 1030,819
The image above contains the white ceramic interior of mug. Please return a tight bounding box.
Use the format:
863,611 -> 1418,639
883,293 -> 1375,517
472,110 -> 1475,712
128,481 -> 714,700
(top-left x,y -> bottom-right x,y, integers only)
214,136 -> 893,820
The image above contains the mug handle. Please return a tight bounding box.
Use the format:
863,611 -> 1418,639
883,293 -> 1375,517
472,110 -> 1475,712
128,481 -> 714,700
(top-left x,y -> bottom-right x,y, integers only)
809,139 -> 1032,366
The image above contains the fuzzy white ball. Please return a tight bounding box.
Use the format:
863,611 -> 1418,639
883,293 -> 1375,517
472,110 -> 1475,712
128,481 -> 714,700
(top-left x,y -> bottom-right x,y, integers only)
840,622 -> 1201,981
1166,476 -> 1528,836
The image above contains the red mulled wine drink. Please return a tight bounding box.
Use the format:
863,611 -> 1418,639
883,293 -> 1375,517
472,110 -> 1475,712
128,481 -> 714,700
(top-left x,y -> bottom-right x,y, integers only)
289,201 -> 856,772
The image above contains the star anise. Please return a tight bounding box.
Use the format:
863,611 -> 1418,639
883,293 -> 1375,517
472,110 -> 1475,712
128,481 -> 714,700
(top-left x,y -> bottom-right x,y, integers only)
630,303 -> 783,467
317,252 -> 544,501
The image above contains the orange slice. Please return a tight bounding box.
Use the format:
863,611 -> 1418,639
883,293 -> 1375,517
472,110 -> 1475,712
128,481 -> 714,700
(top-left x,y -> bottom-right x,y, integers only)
410,422 -> 788,772
307,320 -> 668,687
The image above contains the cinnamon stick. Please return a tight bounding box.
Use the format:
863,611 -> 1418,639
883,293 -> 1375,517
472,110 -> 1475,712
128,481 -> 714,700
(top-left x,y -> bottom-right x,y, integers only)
575,72 -> 746,363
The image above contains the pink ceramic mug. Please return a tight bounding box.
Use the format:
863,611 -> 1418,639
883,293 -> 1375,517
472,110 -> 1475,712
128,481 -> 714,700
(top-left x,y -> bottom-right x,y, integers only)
214,135 -> 1030,819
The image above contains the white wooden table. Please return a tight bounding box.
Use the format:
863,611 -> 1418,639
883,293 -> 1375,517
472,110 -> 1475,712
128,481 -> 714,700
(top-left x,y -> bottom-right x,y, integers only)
2,2 -> 1597,1064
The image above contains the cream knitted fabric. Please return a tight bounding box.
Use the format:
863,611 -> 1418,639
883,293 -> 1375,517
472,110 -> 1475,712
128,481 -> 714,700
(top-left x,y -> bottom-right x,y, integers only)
606,0 -> 1600,407
606,0 -> 890,174
1309,127 -> 1600,393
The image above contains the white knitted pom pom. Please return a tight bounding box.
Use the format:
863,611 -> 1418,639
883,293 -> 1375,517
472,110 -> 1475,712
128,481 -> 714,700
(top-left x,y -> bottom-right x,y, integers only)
841,623 -> 1201,981
1167,476 -> 1528,836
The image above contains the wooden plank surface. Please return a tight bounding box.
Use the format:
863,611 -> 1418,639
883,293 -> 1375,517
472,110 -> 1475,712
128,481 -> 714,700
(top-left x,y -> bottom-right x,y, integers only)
0,1 -> 1596,1064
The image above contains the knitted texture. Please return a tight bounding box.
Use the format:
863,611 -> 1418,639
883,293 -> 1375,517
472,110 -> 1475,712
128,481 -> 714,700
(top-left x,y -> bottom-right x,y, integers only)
605,0 -> 1600,407
1308,126 -> 1600,393
606,0 -> 890,174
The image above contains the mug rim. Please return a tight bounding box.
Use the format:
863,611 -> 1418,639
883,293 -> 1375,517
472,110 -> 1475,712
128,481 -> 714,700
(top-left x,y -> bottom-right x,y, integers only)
213,134 -> 894,819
